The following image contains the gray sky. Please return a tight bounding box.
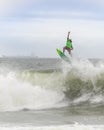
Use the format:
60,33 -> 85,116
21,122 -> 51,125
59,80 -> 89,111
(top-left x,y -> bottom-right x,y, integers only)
0,0 -> 104,58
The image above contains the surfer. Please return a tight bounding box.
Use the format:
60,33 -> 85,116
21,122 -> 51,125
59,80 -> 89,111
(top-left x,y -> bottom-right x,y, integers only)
63,32 -> 73,56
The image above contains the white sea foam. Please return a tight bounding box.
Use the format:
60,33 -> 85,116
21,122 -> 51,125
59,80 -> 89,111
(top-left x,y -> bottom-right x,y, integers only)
62,58 -> 104,80
0,72 -> 67,111
0,124 -> 104,130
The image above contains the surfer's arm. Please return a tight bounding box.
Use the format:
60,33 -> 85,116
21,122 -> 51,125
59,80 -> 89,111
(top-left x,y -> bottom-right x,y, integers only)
67,32 -> 70,39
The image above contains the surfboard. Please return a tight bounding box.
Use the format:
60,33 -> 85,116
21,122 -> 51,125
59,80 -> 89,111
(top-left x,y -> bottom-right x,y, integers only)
56,48 -> 70,62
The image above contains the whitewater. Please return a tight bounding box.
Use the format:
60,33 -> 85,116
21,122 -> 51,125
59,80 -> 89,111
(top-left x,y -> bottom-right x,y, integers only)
0,57 -> 104,130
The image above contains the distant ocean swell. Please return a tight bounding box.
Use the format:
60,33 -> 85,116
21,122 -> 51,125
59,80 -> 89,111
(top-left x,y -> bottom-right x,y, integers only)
0,59 -> 104,111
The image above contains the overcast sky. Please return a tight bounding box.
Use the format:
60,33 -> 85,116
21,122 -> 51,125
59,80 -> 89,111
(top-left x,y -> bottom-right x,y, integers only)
0,0 -> 104,58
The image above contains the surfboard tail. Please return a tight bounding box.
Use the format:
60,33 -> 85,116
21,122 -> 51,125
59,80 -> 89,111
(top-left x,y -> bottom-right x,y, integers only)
56,48 -> 70,62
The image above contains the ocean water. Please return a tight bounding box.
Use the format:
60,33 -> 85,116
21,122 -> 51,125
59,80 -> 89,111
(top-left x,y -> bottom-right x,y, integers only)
0,57 -> 104,130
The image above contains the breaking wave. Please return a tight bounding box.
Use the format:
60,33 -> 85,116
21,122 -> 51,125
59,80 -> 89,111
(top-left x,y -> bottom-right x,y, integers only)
0,59 -> 104,111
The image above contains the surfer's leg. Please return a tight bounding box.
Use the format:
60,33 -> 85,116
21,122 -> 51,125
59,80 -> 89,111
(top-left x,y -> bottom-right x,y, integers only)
67,48 -> 72,56
63,46 -> 66,53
